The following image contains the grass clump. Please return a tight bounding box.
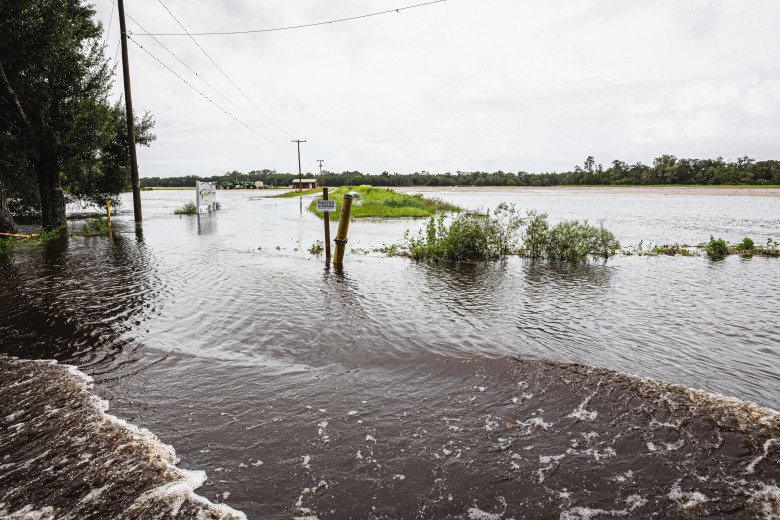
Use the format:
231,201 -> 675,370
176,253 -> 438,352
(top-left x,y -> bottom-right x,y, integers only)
309,186 -> 459,221
80,217 -> 109,234
174,201 -> 197,215
308,240 -> 323,255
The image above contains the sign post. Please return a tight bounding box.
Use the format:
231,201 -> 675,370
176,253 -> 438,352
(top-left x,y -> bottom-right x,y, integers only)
316,188 -> 335,260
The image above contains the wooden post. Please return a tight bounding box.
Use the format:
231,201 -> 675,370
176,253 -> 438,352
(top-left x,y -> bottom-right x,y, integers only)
117,0 -> 142,223
333,194 -> 353,265
106,201 -> 111,227
323,188 -> 331,260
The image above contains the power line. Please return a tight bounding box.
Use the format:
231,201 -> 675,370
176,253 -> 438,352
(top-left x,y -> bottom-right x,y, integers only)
138,0 -> 446,36
116,2 -> 290,147
126,36 -> 289,149
157,0 -> 293,140
104,1 -> 115,45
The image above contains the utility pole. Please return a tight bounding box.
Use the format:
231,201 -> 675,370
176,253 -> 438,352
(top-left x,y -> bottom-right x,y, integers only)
117,0 -> 142,223
317,159 -> 324,188
292,140 -> 306,191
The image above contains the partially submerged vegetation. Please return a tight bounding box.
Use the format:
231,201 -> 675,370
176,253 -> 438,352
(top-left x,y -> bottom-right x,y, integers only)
621,237 -> 779,258
174,201 -> 197,215
308,186 -> 459,221
399,204 -> 620,262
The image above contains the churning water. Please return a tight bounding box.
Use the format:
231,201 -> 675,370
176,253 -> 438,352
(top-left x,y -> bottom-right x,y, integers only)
1,188 -> 779,519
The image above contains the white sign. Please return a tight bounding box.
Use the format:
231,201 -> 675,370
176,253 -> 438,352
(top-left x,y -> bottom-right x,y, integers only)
316,199 -> 337,212
195,181 -> 217,212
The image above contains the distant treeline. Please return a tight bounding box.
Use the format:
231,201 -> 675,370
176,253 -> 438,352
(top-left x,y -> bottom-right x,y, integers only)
141,155 -> 780,188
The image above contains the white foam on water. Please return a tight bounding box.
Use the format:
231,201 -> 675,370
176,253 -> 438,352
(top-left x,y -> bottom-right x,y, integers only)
468,507 -> 502,519
302,455 -> 311,469
559,506 -> 628,519
6,357 -> 248,520
745,438 -> 778,475
392,474 -> 406,480
625,494 -> 647,511
567,393 -> 598,421
668,480 -> 710,511
746,483 -> 780,520
0,504 -> 56,520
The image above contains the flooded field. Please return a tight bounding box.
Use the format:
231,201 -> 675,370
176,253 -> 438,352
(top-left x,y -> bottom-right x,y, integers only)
1,189 -> 779,519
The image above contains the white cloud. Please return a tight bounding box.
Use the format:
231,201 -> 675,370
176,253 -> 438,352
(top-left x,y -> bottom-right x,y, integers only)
94,0 -> 780,177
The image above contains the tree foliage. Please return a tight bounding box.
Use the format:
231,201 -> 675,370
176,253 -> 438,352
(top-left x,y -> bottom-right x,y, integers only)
143,155 -> 780,189
0,0 -> 154,228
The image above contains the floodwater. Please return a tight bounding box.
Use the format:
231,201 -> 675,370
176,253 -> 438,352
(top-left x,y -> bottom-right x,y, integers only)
1,188 -> 779,519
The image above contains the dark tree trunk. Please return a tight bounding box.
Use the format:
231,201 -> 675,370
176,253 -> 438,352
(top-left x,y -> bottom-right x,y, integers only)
0,169 -> 17,234
0,59 -> 65,231
34,150 -> 66,231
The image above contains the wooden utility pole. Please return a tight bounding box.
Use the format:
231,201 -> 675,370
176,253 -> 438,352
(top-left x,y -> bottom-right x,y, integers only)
292,140 -> 306,191
317,159 -> 324,187
117,0 -> 142,223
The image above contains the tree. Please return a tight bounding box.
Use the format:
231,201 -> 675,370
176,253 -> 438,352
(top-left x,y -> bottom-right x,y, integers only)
0,0 -> 116,230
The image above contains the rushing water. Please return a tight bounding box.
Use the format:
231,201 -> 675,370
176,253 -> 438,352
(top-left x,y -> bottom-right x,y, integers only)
1,188 -> 779,519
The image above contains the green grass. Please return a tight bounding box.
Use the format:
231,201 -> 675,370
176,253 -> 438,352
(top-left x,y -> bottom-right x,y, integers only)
274,187 -> 323,198
308,186 -> 459,221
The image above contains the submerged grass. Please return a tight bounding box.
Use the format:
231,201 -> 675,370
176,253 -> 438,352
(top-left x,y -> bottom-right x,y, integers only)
309,186 -> 459,221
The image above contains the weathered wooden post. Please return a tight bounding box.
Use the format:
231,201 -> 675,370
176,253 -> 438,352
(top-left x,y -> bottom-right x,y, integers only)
332,194 -> 353,265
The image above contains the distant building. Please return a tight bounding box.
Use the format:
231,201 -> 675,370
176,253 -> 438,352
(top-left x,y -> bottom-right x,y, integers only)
291,178 -> 318,189
255,181 -> 264,188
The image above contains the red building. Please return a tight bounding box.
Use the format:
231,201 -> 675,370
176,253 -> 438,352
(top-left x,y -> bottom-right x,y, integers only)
291,178 -> 318,189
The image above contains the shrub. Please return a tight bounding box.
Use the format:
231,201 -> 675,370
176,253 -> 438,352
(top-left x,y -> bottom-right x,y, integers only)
706,236 -> 728,258
519,213 -> 619,262
736,237 -> 754,251
174,201 -> 197,215
406,204 -> 523,261
81,217 -> 109,234
0,236 -> 15,254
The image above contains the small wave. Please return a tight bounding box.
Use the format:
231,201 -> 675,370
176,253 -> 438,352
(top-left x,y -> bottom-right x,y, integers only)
0,355 -> 246,520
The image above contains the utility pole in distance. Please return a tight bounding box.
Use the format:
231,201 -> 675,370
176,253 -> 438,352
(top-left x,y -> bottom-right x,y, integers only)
117,0 -> 142,223
317,159 -> 324,187
292,140 -> 306,191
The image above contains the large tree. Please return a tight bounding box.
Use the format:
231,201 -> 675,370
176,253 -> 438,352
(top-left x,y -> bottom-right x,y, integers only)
0,0 -> 117,230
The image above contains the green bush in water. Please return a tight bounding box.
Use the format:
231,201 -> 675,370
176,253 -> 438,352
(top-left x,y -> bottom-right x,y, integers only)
736,237 -> 754,251
706,236 -> 728,258
174,201 -> 197,215
406,203 -> 522,261
519,213 -> 619,261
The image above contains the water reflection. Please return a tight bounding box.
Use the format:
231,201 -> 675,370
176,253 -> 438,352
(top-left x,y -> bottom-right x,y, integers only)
0,232 -> 162,377
195,213 -> 218,235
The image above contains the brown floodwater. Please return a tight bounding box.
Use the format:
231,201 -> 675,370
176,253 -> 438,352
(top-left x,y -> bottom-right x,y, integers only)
1,189 -> 778,519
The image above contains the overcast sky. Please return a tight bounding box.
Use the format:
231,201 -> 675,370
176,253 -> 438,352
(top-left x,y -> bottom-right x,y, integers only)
93,0 -> 780,178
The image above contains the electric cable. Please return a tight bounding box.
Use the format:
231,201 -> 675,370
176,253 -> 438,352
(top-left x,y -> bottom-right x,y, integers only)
158,0 -> 293,140
117,2 -> 291,145
127,35 -> 290,149
141,0 -> 447,36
